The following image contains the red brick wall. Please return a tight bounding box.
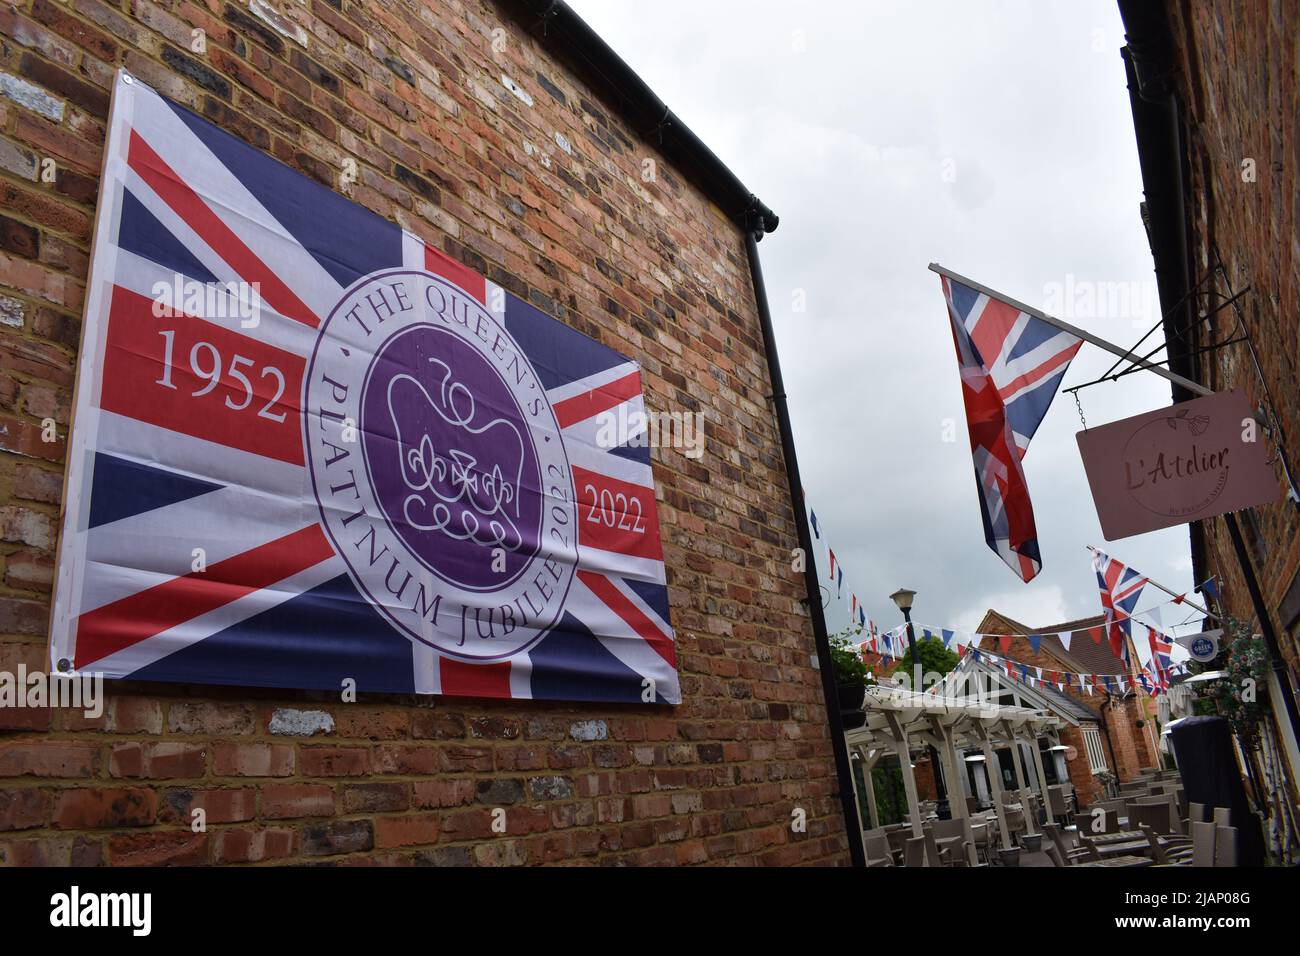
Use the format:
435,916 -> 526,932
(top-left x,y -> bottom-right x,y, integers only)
1059,725 -> 1101,806
1164,2 -> 1300,688
0,0 -> 851,865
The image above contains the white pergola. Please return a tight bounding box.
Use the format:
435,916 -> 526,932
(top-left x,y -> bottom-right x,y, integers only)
845,683 -> 1066,853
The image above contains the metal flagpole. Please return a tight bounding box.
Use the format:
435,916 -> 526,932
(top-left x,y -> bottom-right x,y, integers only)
1087,547 -> 1222,623
928,263 -> 1214,398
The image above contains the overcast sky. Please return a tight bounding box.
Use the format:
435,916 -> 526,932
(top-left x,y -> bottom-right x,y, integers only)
569,0 -> 1200,657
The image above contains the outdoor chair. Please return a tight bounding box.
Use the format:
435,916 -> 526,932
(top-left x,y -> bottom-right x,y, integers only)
960,819 -> 989,867
1079,805 -> 1121,834
1044,822 -> 1089,866
1076,834 -> 1105,863
922,825 -> 957,867
1140,823 -> 1193,865
1003,808 -> 1027,845
885,826 -> 910,862
1047,785 -> 1074,826
904,836 -> 927,867
969,820 -> 993,865
1214,825 -> 1238,867
863,830 -> 894,867
1044,842 -> 1067,867
930,816 -> 972,868
965,795 -> 982,815
1099,798 -> 1128,827
1190,821 -> 1217,867
1187,801 -> 1206,826
1212,806 -> 1232,828
1132,798 -> 1175,834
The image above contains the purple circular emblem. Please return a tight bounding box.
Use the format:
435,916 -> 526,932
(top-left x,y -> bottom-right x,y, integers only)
359,325 -> 542,590
303,270 -> 577,660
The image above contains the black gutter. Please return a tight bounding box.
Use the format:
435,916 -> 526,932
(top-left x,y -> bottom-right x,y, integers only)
744,215 -> 866,866
503,0 -> 865,863
503,0 -> 778,234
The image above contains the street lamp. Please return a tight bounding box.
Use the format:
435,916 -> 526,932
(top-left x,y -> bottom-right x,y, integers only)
889,588 -> 916,613
889,588 -> 921,688
888,587 -> 949,818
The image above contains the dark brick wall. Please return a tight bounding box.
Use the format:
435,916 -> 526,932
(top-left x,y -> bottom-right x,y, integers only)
0,0 -> 851,865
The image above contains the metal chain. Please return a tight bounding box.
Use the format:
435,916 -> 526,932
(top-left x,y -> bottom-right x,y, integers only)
1073,390 -> 1088,431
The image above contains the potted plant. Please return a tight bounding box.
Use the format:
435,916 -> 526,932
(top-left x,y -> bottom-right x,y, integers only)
829,632 -> 870,730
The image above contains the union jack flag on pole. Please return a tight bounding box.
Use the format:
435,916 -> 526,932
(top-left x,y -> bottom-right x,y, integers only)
1147,625 -> 1173,688
1092,547 -> 1149,664
931,264 -> 1083,581
47,72 -> 680,704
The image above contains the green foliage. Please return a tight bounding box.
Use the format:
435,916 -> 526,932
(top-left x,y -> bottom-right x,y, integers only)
828,630 -> 869,687
890,634 -> 960,680
1201,617 -> 1271,744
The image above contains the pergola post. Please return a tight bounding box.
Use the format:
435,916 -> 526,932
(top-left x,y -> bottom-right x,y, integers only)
885,713 -> 924,838
860,746 -> 881,830
929,717 -> 967,821
1007,731 -> 1039,837
975,722 -> 1012,850
1028,728 -> 1055,825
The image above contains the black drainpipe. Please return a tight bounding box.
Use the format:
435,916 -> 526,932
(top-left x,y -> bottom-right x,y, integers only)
744,200 -> 866,866
509,0 -> 865,864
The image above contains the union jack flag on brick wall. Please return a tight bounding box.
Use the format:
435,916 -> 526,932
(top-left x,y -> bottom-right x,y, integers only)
938,271 -> 1082,581
48,72 -> 679,704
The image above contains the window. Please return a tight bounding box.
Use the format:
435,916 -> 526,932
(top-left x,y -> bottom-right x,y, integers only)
1082,726 -> 1108,773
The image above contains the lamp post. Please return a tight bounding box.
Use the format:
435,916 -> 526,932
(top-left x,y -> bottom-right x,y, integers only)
889,587 -> 950,819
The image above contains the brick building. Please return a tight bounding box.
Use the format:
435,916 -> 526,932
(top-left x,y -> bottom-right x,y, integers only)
1118,1 -> 1300,800
972,610 -> 1159,806
0,0 -> 856,865
856,612 -> 1158,811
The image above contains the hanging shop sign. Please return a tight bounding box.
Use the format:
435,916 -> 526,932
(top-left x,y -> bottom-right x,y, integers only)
1076,388 -> 1281,541
1175,629 -> 1222,663
47,71 -> 680,703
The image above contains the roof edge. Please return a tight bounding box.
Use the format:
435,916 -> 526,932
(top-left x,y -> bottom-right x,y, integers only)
498,0 -> 779,236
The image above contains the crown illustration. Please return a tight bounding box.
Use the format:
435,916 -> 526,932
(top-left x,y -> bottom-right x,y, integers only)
387,358 -> 528,551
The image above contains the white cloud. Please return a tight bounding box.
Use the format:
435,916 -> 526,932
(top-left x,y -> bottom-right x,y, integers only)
569,0 -> 1197,633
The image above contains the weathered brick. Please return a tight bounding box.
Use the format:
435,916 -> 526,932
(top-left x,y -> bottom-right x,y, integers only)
341,782 -> 409,814
0,740 -> 98,778
211,742 -> 294,777
299,819 -> 372,857
374,814 -> 439,848
260,783 -> 334,820
299,746 -> 368,777
0,787 -> 50,830
159,788 -> 256,825
53,787 -> 155,828
108,830 -> 207,866
109,742 -> 206,779
167,701 -> 255,736
211,826 -> 294,863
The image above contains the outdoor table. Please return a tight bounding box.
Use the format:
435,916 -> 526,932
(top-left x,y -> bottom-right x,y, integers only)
1089,839 -> 1151,858
1077,855 -> 1153,867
